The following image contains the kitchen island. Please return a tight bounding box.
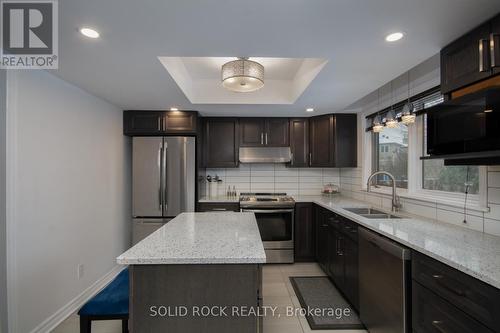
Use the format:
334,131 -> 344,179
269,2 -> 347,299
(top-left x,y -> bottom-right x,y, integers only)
117,212 -> 266,332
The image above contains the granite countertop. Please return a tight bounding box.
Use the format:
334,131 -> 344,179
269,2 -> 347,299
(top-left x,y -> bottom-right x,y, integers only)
197,195 -> 500,289
117,212 -> 266,265
300,195 -> 500,289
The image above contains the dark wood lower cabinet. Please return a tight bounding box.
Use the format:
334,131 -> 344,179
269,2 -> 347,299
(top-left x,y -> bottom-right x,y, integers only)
312,204 -> 500,332
314,205 -> 359,311
412,252 -> 500,332
343,236 -> 359,311
315,206 -> 329,271
413,281 -> 493,333
130,264 -> 262,333
294,203 -> 315,262
197,202 -> 240,212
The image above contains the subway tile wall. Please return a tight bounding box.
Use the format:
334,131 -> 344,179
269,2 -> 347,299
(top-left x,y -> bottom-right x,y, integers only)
339,167 -> 500,237
205,164 -> 340,196
203,164 -> 500,236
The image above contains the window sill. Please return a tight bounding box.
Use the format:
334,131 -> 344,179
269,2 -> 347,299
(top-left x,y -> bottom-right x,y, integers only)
362,187 -> 489,213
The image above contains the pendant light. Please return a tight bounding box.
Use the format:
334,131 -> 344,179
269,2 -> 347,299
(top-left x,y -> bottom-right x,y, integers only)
372,89 -> 384,133
385,81 -> 399,128
401,70 -> 416,125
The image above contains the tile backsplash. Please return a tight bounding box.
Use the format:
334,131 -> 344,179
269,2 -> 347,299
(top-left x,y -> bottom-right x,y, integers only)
204,163 -> 340,196
203,164 -> 500,236
339,166 -> 500,236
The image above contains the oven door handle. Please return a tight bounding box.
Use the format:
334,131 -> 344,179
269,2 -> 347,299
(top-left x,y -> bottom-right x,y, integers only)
241,209 -> 294,214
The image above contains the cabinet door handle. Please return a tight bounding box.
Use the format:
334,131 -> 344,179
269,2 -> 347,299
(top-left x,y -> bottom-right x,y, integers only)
261,133 -> 264,145
479,39 -> 491,72
491,33 -> 500,68
158,117 -> 162,131
265,133 -> 268,145
337,237 -> 344,256
432,274 -> 466,296
309,153 -> 312,166
211,208 -> 227,211
290,152 -> 294,166
431,320 -> 449,333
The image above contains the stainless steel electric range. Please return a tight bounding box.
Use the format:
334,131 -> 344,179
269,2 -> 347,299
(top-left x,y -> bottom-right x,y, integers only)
240,193 -> 295,263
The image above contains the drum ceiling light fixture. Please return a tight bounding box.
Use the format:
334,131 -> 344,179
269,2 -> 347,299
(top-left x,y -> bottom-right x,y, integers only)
222,57 -> 264,92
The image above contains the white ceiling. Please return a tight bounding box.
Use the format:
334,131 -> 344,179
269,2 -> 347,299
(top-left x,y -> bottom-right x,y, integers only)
158,57 -> 328,104
51,0 -> 500,116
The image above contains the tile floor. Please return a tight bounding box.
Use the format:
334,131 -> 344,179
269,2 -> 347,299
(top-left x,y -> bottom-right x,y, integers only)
52,263 -> 367,333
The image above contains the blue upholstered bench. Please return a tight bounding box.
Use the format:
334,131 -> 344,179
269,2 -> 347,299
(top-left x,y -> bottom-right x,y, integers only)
78,268 -> 129,333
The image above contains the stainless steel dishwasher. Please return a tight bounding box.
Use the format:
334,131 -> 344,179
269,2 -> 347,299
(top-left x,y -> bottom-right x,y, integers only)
359,228 -> 411,333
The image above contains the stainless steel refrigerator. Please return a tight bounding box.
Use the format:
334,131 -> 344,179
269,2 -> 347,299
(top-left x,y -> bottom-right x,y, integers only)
132,136 -> 195,244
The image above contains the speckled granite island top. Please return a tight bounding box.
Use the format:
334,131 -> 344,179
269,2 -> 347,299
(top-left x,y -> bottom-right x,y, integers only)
117,212 -> 266,265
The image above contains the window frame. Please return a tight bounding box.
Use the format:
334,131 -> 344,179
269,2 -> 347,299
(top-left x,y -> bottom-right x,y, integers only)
364,89 -> 488,211
372,128 -> 409,189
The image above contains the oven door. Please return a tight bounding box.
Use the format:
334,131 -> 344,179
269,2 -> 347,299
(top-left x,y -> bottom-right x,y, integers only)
241,209 -> 294,249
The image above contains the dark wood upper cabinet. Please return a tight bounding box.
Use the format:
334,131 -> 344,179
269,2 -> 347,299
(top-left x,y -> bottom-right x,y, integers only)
441,23 -> 491,94
164,111 -> 197,133
309,114 -> 357,167
492,15 -> 500,75
289,118 -> 309,167
123,111 -> 164,135
203,118 -> 239,168
309,115 -> 335,167
123,111 -> 197,136
240,118 -> 265,146
239,118 -> 289,147
334,114 -> 357,167
294,203 -> 315,262
441,14 -> 500,94
265,118 -> 289,146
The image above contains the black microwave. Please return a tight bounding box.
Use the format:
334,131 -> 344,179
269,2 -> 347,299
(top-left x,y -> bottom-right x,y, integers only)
426,88 -> 500,162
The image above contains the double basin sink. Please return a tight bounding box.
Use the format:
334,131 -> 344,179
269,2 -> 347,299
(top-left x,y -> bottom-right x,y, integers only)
343,207 -> 401,219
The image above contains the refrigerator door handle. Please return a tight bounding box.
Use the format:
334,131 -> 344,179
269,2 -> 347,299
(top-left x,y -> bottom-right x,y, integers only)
158,144 -> 163,211
163,142 -> 168,213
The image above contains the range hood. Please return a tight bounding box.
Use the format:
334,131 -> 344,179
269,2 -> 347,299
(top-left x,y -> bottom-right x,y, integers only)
239,147 -> 292,163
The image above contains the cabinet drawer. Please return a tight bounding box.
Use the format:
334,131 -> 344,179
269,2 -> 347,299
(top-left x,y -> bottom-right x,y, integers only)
327,213 -> 358,241
413,282 -> 493,333
197,202 -> 240,212
413,252 -> 500,330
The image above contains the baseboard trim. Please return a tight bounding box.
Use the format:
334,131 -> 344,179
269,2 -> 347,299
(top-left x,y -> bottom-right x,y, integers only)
29,265 -> 125,333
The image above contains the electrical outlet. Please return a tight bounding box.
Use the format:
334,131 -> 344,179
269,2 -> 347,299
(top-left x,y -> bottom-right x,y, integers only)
77,264 -> 84,280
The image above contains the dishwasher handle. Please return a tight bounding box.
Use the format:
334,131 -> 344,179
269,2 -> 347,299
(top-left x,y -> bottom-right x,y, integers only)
359,228 -> 411,260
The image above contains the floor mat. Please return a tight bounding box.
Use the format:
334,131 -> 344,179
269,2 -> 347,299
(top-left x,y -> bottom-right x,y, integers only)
289,276 -> 364,330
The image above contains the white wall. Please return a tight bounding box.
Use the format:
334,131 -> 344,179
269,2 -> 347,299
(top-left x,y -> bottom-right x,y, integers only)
0,69 -> 7,333
339,54 -> 500,235
5,70 -> 131,333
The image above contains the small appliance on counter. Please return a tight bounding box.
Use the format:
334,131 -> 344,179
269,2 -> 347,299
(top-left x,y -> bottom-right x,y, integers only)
321,183 -> 340,196
240,193 -> 295,263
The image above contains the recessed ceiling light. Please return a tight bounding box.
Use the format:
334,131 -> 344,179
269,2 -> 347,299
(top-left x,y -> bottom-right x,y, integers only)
484,109 -> 493,113
80,27 -> 100,39
385,32 -> 404,42
306,108 -> 314,112
170,107 -> 179,111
